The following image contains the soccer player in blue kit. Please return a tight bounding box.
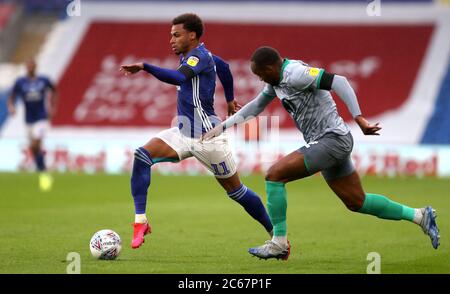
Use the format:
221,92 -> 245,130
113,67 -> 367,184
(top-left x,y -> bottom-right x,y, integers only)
120,13 -> 273,249
8,59 -> 57,191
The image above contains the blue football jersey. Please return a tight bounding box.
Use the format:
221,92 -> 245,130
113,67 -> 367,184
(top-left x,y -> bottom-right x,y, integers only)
12,76 -> 54,124
177,43 -> 221,138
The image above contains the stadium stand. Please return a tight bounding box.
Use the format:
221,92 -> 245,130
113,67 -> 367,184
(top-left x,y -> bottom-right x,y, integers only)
1,0 -> 450,175
0,0 -> 66,14
0,92 -> 7,130
0,2 -> 23,62
422,58 -> 450,144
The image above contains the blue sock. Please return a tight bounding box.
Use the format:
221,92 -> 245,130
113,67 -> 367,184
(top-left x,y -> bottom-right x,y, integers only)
228,184 -> 273,233
34,151 -> 46,171
131,147 -> 153,214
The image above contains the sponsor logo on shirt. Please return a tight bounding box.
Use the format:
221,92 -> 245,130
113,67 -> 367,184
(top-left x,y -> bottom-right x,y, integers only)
306,67 -> 320,77
187,56 -> 199,67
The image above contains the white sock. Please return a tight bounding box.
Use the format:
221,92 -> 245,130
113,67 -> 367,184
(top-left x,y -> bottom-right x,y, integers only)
135,214 -> 147,224
413,208 -> 424,225
272,236 -> 288,247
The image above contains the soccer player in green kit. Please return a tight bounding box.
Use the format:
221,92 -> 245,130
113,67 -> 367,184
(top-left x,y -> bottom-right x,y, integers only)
203,46 -> 440,260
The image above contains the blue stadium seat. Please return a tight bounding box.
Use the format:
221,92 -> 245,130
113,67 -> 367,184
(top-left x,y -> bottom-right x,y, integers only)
0,91 -> 8,131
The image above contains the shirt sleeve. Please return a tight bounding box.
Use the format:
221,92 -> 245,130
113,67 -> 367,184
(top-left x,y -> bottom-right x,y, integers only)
262,84 -> 276,98
213,54 -> 234,102
179,51 -> 209,77
144,63 -> 187,85
288,63 -> 324,90
44,77 -> 55,90
331,75 -> 362,118
12,80 -> 20,95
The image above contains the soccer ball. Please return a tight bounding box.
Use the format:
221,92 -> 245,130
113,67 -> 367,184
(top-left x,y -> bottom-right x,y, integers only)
89,229 -> 122,260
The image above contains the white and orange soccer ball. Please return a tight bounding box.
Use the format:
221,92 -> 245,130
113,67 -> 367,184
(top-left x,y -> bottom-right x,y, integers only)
89,229 -> 122,260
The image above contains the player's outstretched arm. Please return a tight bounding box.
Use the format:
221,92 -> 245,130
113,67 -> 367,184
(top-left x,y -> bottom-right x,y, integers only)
120,62 -> 187,86
201,91 -> 275,141
120,63 -> 144,75
331,74 -> 381,135
213,55 -> 241,115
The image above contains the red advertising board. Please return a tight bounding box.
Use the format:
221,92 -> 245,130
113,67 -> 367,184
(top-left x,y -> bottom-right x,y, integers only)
54,22 -> 433,128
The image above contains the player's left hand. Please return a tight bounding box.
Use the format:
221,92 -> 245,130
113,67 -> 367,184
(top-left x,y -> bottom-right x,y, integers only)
355,115 -> 382,135
120,63 -> 144,75
201,124 -> 225,142
227,100 -> 242,116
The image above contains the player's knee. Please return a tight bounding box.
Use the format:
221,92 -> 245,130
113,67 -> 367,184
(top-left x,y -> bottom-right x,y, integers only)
344,196 -> 364,212
133,147 -> 153,167
30,144 -> 40,154
345,203 -> 360,212
265,166 -> 283,182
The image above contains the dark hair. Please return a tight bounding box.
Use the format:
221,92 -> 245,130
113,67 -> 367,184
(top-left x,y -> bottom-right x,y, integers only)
251,46 -> 282,67
172,13 -> 204,39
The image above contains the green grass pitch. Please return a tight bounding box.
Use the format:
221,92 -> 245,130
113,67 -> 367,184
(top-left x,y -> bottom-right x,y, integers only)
0,172 -> 449,273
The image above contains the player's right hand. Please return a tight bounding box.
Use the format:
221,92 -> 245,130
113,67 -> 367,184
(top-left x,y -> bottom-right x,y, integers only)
120,63 -> 144,75
227,100 -> 242,116
201,124 -> 225,142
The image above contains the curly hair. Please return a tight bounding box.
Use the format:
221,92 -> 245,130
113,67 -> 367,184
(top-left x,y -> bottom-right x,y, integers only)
172,13 -> 204,39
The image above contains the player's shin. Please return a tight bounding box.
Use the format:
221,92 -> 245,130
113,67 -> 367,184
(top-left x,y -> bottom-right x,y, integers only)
358,193 -> 420,223
33,150 -> 46,171
131,147 -> 153,223
265,181 -> 288,244
228,184 -> 273,235
34,148 -> 52,191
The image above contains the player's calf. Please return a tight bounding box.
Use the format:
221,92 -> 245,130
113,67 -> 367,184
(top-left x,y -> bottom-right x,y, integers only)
226,183 -> 273,235
130,147 -> 154,248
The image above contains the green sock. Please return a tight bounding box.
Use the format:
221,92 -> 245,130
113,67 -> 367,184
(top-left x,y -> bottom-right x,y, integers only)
358,193 -> 415,221
265,181 -> 287,236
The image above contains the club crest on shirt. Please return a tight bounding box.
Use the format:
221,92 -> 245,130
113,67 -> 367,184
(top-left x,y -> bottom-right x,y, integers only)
306,67 -> 320,77
187,56 -> 199,67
